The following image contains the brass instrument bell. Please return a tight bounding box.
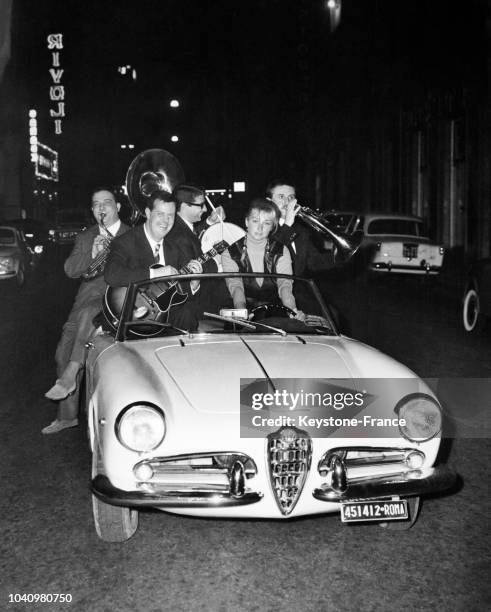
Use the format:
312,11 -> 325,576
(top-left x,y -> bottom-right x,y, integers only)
125,149 -> 185,221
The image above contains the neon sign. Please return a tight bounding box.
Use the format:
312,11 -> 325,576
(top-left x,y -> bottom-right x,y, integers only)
47,33 -> 65,135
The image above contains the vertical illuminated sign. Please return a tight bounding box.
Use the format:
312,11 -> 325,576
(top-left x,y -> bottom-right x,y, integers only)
47,33 -> 65,134
29,109 -> 38,162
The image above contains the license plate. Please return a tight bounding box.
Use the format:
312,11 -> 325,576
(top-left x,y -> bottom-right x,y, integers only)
341,499 -> 408,523
403,244 -> 418,258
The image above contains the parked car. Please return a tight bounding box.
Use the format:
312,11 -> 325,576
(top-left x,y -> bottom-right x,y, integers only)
7,218 -> 49,253
87,273 -> 456,541
323,212 -> 444,275
48,209 -> 89,244
462,258 -> 491,332
0,225 -> 38,286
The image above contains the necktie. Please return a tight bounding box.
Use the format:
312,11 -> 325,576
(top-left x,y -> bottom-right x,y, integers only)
154,243 -> 161,264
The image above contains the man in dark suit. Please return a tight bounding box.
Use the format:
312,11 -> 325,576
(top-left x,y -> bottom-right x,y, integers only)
169,184 -> 232,313
266,179 -> 315,278
43,187 -> 129,434
168,184 -> 221,272
104,189 -> 202,330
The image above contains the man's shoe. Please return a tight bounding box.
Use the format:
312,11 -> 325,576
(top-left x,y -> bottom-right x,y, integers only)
41,419 -> 78,434
45,379 -> 77,401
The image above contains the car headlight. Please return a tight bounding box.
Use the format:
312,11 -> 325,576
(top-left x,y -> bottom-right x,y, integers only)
115,403 -> 166,452
395,393 -> 442,442
0,257 -> 14,271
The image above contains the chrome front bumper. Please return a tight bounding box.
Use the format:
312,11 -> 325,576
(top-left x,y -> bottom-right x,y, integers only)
92,451 -> 263,508
92,475 -> 262,508
370,262 -> 441,274
313,465 -> 456,502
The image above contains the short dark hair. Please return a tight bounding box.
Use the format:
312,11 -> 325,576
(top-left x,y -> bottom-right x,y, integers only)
265,179 -> 295,198
147,189 -> 176,211
246,197 -> 280,231
90,186 -> 118,202
172,184 -> 205,211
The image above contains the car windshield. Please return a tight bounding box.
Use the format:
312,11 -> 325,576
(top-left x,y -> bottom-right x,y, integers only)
0,228 -> 16,245
367,218 -> 426,237
113,273 -> 337,340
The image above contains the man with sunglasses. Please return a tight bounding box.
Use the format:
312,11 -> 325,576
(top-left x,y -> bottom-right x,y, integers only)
168,184 -> 229,314
169,184 -> 224,269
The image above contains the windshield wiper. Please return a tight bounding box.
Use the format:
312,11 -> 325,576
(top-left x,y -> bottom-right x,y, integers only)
203,312 -> 256,329
203,312 -> 286,336
123,320 -> 188,335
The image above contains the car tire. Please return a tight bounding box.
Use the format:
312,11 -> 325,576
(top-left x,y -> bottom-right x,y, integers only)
379,496 -> 420,530
16,264 -> 26,288
91,447 -> 139,542
462,286 -> 486,332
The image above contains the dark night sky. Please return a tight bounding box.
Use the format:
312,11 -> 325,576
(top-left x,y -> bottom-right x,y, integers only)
8,0 -> 488,206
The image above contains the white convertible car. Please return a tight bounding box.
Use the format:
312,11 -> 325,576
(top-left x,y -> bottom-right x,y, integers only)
87,273 -> 455,541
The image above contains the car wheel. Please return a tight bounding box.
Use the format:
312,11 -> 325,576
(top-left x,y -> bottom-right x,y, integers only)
16,264 -> 26,287
379,496 -> 420,530
91,446 -> 139,542
462,286 -> 486,332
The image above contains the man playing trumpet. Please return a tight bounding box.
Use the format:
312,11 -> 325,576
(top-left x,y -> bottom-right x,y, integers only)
43,187 -> 129,434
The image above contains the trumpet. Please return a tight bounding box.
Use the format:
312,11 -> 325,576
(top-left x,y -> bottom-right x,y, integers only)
82,213 -> 113,280
295,206 -> 362,261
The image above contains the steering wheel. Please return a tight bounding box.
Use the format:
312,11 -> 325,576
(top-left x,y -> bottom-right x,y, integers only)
249,303 -> 296,321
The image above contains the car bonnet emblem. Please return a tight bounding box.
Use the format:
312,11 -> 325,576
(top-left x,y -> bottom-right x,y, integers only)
267,426 -> 312,516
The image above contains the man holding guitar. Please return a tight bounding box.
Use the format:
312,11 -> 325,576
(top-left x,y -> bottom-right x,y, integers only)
104,189 -> 204,330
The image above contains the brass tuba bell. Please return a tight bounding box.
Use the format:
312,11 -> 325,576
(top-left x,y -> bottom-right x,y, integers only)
125,149 -> 185,222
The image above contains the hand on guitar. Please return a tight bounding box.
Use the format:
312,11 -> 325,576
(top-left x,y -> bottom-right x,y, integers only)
187,259 -> 203,292
150,264 -> 179,279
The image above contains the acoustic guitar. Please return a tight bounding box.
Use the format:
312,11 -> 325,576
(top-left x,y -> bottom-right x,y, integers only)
103,241 -> 229,336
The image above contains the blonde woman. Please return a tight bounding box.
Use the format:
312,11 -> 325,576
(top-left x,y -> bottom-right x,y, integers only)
221,198 -> 302,317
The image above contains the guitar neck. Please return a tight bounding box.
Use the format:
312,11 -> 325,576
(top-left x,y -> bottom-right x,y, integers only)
179,247 -> 220,274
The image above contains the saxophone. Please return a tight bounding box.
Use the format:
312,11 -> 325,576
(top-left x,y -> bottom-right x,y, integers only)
81,212 -> 113,280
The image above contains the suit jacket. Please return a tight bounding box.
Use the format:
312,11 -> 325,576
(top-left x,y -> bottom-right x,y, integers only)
166,215 -> 218,273
104,224 -> 188,287
65,222 -> 129,312
273,222 -> 312,277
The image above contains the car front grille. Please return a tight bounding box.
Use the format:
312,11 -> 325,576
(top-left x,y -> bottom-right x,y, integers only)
267,427 -> 312,515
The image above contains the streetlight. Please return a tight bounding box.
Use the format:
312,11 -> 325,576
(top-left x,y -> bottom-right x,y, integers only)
170,99 -> 180,108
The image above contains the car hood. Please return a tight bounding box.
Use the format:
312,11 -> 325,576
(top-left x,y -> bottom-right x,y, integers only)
0,245 -> 19,257
155,337 -> 353,414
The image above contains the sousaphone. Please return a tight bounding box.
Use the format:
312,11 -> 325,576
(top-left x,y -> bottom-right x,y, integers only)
125,148 -> 185,222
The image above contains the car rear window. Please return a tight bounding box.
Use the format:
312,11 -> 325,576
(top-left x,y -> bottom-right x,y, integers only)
367,219 -> 425,237
0,228 -> 16,244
